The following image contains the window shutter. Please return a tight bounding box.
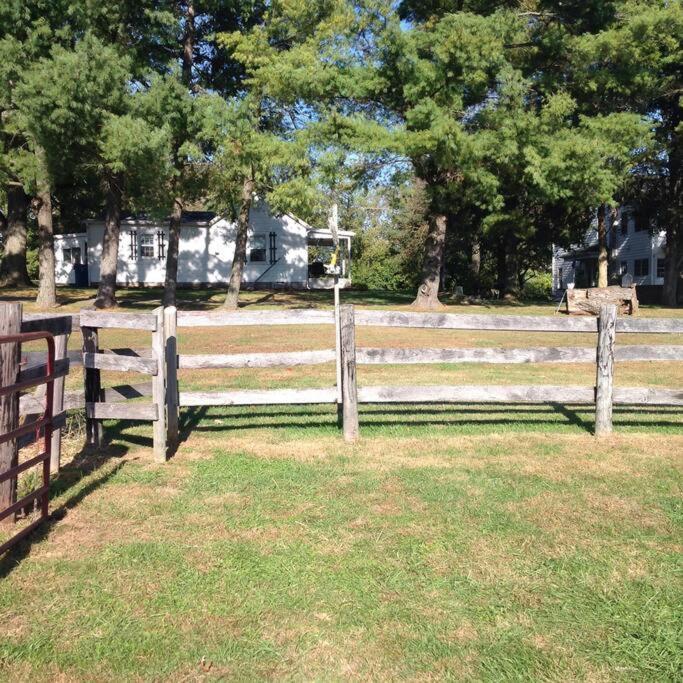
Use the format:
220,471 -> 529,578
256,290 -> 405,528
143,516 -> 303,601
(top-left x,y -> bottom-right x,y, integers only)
157,230 -> 166,260
129,230 -> 137,259
269,232 -> 277,264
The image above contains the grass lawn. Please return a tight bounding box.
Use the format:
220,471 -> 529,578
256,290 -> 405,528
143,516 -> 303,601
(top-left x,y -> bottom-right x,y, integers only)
0,286 -> 681,680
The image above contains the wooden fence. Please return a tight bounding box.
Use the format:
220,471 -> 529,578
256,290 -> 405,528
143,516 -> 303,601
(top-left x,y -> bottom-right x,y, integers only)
171,304 -> 683,444
6,302 -> 682,471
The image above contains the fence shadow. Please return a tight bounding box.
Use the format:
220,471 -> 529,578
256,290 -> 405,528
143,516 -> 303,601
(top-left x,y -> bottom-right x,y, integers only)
0,442 -> 131,578
168,403 -> 682,438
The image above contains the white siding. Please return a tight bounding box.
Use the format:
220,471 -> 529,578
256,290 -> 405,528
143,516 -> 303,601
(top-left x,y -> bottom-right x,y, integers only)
54,233 -> 88,285
76,201 -> 311,286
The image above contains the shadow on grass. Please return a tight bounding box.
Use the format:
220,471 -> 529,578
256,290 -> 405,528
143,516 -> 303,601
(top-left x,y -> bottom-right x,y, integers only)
164,403 -> 683,438
0,441 -> 131,578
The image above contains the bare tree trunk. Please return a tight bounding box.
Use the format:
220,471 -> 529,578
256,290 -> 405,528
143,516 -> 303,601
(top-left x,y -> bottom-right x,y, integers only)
163,197 -> 183,307
597,205 -> 608,288
411,212 -> 446,309
35,152 -> 57,308
663,108 -> 681,306
0,183 -> 32,287
223,176 -> 255,309
95,173 -> 123,309
502,233 -> 519,300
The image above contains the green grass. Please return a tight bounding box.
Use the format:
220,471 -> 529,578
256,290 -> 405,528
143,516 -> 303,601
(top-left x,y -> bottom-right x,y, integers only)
0,418 -> 681,681
0,286 -> 681,680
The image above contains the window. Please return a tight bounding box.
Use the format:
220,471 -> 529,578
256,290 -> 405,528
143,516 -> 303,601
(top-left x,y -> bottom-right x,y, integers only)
620,261 -> 628,276
62,247 -> 81,265
140,233 -> 155,258
634,258 -> 649,277
250,234 -> 267,262
620,210 -> 629,235
657,258 -> 665,279
634,207 -> 649,232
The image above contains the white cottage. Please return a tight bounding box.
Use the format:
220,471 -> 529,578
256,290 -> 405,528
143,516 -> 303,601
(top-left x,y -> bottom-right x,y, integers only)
54,201 -> 353,289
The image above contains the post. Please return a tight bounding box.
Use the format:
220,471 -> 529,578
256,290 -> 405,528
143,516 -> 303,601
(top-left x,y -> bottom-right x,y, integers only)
340,304 -> 359,442
151,306 -> 167,462
595,303 -> 617,436
334,283 -> 342,425
0,303 -> 21,526
50,331 -> 68,472
164,306 -> 179,453
82,325 -> 102,446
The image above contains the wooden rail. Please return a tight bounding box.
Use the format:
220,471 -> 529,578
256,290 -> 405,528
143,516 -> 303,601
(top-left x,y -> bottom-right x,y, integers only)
169,303 -> 682,440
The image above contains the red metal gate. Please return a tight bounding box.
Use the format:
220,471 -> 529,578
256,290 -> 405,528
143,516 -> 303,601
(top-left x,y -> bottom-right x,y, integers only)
0,331 -> 55,554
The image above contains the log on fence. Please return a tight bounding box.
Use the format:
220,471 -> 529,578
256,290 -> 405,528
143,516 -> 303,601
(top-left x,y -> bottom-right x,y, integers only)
79,310 -> 158,331
85,402 -> 158,420
83,351 -> 158,375
179,387 -> 338,407
177,309 -> 335,327
178,349 -> 336,369
355,345 -> 683,365
354,310 -> 683,334
18,357 -> 70,383
355,384 -> 683,405
357,384 -> 596,404
21,313 -> 76,336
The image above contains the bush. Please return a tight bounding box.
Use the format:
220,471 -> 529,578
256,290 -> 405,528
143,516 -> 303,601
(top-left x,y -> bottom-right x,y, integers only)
522,271 -> 552,300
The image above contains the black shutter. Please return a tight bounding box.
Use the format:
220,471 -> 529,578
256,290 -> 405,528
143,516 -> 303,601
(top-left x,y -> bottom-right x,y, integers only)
269,232 -> 277,264
129,230 -> 137,259
157,230 -> 166,260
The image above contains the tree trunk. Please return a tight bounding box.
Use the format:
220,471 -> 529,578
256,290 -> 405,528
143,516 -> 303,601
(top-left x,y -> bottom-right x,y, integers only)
597,204 -> 608,288
182,2 -> 195,86
469,238 -> 481,290
411,212 -> 447,309
662,96 -> 682,305
502,233 -> 519,300
162,3 -> 194,308
35,160 -> 57,308
95,173 -> 123,309
223,176 -> 255,309
662,222 -> 679,306
0,184 -> 32,287
163,197 -> 183,307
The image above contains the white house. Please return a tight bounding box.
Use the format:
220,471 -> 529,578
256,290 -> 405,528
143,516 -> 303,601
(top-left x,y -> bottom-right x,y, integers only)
552,205 -> 667,302
54,201 -> 353,289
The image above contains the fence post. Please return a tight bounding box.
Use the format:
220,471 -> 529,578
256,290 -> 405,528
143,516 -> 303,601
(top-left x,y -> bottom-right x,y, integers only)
0,303 -> 21,526
595,303 -> 617,436
50,329 -> 69,472
334,284 -> 343,427
164,306 -> 179,454
82,323 -> 102,447
340,304 -> 359,442
151,306 -> 167,462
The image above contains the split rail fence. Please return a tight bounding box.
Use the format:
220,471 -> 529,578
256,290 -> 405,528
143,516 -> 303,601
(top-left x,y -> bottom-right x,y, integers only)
3,302 -> 683,478
170,303 -> 683,444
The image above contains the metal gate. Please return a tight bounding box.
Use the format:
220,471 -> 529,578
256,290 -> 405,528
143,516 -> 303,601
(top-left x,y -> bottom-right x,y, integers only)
0,331 -> 55,554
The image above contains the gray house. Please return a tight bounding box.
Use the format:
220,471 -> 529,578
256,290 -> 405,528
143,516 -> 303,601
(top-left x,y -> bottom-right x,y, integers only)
552,206 -> 666,301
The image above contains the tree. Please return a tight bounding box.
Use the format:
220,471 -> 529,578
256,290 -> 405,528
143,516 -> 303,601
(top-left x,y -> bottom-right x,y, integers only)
565,1 -> 683,304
